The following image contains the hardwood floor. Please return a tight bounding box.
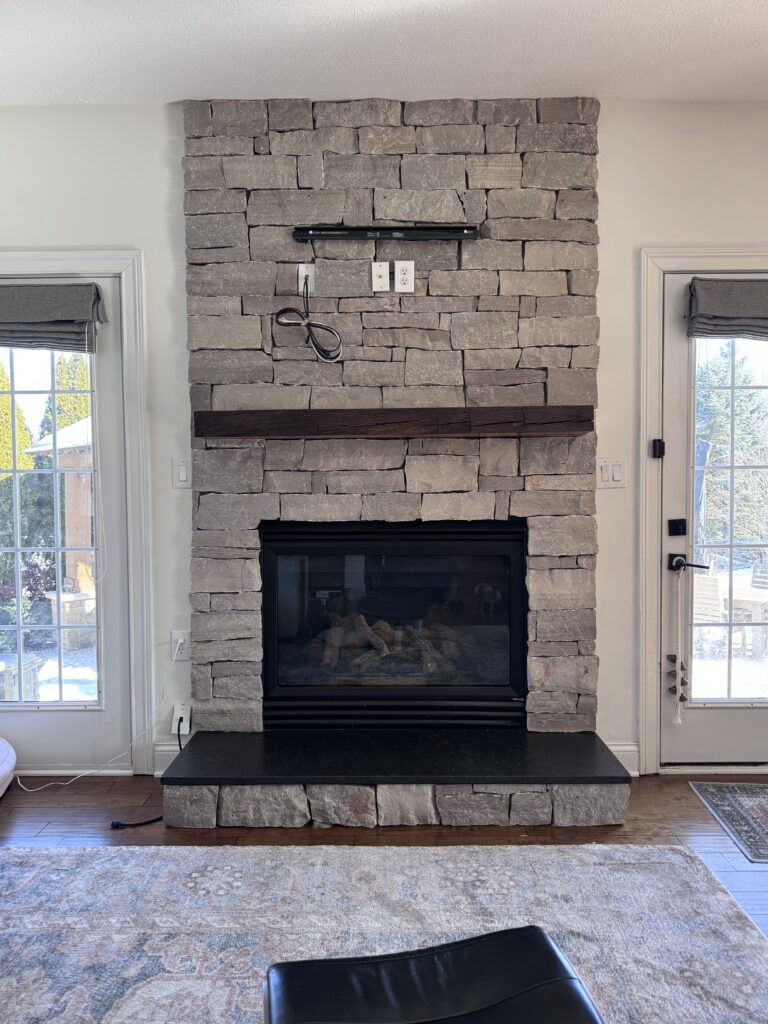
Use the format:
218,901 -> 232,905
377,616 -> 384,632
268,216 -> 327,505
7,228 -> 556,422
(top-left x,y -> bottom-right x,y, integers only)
1,773 -> 766,936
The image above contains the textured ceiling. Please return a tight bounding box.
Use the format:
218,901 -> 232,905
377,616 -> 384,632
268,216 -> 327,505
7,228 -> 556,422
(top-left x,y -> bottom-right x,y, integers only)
2,0 -> 768,105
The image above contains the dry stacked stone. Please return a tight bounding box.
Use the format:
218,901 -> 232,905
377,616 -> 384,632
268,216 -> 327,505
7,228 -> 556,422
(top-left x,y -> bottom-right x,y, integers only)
183,97 -> 600,735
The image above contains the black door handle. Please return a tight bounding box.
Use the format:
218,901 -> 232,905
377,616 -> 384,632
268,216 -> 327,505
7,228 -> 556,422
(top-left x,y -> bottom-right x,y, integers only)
667,554 -> 709,571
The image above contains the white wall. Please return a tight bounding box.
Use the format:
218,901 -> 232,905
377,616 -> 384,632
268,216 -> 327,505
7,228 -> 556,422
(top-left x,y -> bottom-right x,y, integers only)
0,105 -> 191,767
3,101 -> 768,775
597,101 -> 768,771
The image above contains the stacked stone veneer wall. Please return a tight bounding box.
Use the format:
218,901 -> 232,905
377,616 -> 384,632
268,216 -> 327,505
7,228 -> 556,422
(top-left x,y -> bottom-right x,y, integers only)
183,96 -> 600,736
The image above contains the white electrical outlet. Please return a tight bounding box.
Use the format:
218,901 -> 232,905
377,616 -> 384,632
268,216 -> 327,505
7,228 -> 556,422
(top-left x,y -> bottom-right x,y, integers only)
394,260 -> 415,293
297,263 -> 315,295
596,457 -> 627,488
173,704 -> 192,735
371,261 -> 390,291
171,630 -> 190,661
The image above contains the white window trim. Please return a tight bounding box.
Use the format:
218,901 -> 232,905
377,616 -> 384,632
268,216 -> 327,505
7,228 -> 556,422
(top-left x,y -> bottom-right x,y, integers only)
0,249 -> 152,772
640,248 -> 768,775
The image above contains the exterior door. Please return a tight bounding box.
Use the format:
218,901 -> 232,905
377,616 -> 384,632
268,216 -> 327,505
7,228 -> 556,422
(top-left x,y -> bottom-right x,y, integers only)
0,275 -> 133,771
660,272 -> 768,764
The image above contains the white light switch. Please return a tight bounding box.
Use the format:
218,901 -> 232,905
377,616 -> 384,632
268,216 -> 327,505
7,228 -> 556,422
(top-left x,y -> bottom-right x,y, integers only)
596,457 -> 627,489
372,261 -> 390,291
394,260 -> 415,293
172,458 -> 191,488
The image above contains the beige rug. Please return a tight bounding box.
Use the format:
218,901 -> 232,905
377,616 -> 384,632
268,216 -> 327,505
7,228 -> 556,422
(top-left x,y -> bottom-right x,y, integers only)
0,844 -> 766,1023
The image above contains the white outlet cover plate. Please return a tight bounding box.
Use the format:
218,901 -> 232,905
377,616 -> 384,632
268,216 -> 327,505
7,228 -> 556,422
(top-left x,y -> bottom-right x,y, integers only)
394,260 -> 415,293
297,263 -> 315,295
173,704 -> 192,735
371,261 -> 390,291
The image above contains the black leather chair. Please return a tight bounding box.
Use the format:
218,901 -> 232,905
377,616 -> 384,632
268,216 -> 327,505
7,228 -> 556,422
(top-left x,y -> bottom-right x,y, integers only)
264,926 -> 605,1024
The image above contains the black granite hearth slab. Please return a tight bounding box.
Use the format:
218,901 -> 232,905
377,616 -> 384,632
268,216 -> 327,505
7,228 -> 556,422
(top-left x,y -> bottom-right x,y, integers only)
161,729 -> 630,787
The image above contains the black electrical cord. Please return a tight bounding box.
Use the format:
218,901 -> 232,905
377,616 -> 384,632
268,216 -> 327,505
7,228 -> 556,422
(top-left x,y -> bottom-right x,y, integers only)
274,274 -> 342,362
109,717 -> 185,830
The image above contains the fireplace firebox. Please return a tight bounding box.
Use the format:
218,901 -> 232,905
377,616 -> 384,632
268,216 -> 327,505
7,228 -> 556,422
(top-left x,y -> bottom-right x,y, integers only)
260,521 -> 528,727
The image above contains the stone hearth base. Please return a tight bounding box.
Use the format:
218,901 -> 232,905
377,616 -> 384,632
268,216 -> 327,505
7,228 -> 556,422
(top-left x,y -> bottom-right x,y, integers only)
163,781 -> 629,828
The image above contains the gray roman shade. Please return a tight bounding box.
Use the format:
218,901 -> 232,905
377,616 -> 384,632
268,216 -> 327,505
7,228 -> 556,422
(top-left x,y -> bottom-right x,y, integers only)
0,283 -> 107,351
687,277 -> 768,340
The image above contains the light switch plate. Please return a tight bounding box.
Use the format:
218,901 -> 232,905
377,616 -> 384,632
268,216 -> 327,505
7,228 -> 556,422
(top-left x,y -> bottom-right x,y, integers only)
297,263 -> 315,295
172,457 -> 191,489
371,261 -> 390,291
597,457 -> 627,488
394,260 -> 415,293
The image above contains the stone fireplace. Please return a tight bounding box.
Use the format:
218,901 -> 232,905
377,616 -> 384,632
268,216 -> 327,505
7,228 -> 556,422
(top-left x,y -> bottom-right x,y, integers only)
164,95 -> 630,828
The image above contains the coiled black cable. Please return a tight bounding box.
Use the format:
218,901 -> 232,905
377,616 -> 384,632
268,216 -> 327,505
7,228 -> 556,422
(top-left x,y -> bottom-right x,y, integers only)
274,274 -> 342,362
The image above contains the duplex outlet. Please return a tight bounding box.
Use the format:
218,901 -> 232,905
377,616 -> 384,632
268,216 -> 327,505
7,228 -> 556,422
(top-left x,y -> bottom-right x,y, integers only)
171,630 -> 190,661
394,260 -> 415,293
297,263 -> 315,295
172,704 -> 192,735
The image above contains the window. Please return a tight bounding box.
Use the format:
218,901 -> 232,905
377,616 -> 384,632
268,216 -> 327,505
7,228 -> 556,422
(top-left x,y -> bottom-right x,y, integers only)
0,347 -> 99,704
691,336 -> 768,700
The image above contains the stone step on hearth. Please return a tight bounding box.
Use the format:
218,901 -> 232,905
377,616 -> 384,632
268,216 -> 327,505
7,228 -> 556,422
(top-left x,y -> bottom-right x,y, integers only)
161,729 -> 630,829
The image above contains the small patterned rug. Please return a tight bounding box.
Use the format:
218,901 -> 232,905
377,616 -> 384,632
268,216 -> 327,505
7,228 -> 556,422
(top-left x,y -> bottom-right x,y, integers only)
1,844 -> 767,1023
691,782 -> 768,862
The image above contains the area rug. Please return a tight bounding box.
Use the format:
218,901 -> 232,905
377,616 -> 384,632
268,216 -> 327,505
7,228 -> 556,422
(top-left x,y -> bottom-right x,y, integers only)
1,845 -> 767,1023
691,781 -> 768,862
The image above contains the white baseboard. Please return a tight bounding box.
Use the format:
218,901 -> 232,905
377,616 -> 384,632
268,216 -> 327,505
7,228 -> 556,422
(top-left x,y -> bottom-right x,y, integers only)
659,763 -> 768,775
153,742 -> 182,775
607,742 -> 641,777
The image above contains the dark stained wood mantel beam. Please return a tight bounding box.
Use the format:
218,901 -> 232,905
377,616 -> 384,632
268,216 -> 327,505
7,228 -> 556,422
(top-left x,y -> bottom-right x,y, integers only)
194,406 -> 594,439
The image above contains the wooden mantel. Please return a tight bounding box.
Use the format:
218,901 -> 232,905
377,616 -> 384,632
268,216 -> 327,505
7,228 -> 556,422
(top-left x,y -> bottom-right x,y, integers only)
194,406 -> 594,440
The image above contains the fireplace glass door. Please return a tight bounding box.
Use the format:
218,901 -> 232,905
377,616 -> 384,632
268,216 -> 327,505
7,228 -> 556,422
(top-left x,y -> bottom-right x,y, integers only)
261,522 -> 527,727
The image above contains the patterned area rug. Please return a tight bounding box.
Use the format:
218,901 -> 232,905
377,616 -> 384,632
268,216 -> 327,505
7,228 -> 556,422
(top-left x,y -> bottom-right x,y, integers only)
691,782 -> 768,862
1,844 -> 767,1023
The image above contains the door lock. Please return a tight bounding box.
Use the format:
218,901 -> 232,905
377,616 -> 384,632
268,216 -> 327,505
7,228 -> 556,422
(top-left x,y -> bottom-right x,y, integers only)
667,554 -> 709,571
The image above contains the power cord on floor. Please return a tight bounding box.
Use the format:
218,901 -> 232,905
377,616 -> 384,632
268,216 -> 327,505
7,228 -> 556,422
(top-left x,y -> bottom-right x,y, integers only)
109,716 -> 187,831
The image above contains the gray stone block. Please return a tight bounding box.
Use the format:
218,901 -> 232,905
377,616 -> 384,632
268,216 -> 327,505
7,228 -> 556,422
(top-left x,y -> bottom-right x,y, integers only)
264,440 -> 304,469
556,189 -> 598,221
344,188 -> 373,225
187,315 -> 262,350
362,493 -> 422,521
416,124 -> 485,153
212,99 -> 268,135
465,154 -> 521,188
212,384 -> 311,410
190,556 -> 260,593
164,785 -> 218,828
315,259 -> 372,297
414,438 -> 479,455
404,99 -> 476,124
460,240 -> 522,271
192,698 -> 263,731
376,240 -> 458,272
187,262 -> 276,297
268,98 -> 313,130
281,494 -> 362,521
526,691 -> 579,713
192,530 -> 261,551
213,673 -> 262,699
307,784 -> 377,826
527,569 -> 596,610
527,711 -> 596,732
358,126 -> 416,154
186,214 -> 247,249
467,384 -> 544,406
547,367 -> 598,405
460,189 -> 487,223
246,189 -> 346,225
363,312 -> 440,330
376,784 -> 439,825
324,154 -> 401,188
263,470 -> 312,493
374,189 -> 465,223
570,346 -> 600,368
551,784 -> 629,827
509,491 -> 594,518
186,136 -> 254,156
498,271 -> 567,297
326,470 -> 404,493
537,97 -> 600,124
248,225 -> 311,261
429,270 -> 498,296
192,448 -> 264,493
484,125 -> 518,152
405,455 -> 478,492
364,327 -> 450,350
400,154 -> 466,190
273,361 -> 342,386
535,295 -> 596,317
191,663 -> 213,699
298,154 -> 324,188
404,349 -> 463,385
519,315 -> 598,347
400,296 -> 474,312
210,593 -> 263,612
314,99 -> 402,127
185,190 -> 247,216
524,475 -> 595,492
191,637 -> 262,662
479,438 -> 519,476
464,349 -> 521,369
271,126 -> 357,155
218,784 -> 310,826
568,270 -> 599,295
528,515 -> 598,556
522,153 -> 597,189
422,492 -> 495,520
509,790 -> 553,825
535,609 -> 597,648
223,155 -> 296,189
191,611 -> 258,642
187,295 -> 242,316
186,246 -> 249,265
183,156 -> 225,190
519,434 -> 596,475
196,493 -> 280,529
183,100 -> 212,138
450,312 -> 518,348
486,189 -> 556,219
477,99 -> 537,124
343,361 -> 404,386
486,219 -> 597,244
517,123 -> 598,154
189,349 -> 273,385
436,788 -> 509,826
310,387 -> 383,408
302,438 -> 406,470
528,656 -> 598,693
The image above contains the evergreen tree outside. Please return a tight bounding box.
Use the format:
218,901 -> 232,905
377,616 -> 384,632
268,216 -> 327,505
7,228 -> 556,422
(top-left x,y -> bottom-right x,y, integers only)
39,353 -> 91,437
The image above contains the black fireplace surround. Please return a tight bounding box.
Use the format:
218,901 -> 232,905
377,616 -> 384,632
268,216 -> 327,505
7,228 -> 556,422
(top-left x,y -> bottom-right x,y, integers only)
260,520 -> 528,728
